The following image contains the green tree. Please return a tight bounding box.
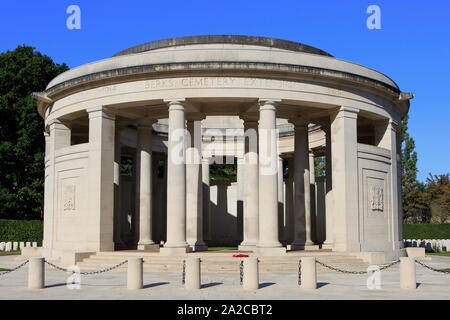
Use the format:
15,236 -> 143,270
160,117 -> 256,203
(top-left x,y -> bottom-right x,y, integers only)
0,45 -> 68,220
400,115 -> 428,221
314,156 -> 325,177
425,173 -> 450,223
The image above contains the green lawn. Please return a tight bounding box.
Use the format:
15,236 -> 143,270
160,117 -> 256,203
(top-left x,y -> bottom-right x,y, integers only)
0,268 -> 11,272
440,268 -> 450,273
0,251 -> 20,256
426,252 -> 450,257
207,246 -> 238,251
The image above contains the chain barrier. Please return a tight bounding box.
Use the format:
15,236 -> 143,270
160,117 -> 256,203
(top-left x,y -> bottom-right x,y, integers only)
181,260 -> 186,285
0,260 -> 29,277
239,260 -> 244,285
415,260 -> 450,274
315,259 -> 400,274
44,259 -> 127,275
297,260 -> 301,286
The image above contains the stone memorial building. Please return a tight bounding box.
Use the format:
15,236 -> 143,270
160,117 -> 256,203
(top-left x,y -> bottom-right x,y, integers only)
33,35 -> 412,262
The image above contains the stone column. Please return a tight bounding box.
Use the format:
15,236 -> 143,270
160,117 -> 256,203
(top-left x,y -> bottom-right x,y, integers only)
330,106 -> 360,252
186,118 -> 207,251
257,100 -> 285,255
86,107 -> 115,251
285,157 -> 295,244
161,100 -> 188,255
137,119 -> 159,250
239,117 -> 259,251
291,121 -> 316,250
236,155 -> 245,242
113,125 -> 124,249
322,125 -> 333,249
202,157 -> 211,241
309,149 -> 317,244
277,156 -> 285,242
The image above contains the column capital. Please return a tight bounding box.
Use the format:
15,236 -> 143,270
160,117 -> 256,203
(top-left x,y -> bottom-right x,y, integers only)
47,118 -> 72,130
332,106 -> 359,120
87,106 -> 115,120
258,99 -> 282,108
164,98 -> 186,110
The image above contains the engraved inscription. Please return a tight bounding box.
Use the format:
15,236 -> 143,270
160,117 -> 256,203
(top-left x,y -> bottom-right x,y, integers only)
143,77 -> 297,90
369,185 -> 383,211
63,185 -> 76,211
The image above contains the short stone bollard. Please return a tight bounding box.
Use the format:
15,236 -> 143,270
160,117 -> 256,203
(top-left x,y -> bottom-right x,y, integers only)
28,257 -> 45,289
13,242 -> 18,251
32,242 -> 37,248
243,257 -> 259,290
400,257 -> 416,290
5,242 -> 12,252
19,242 -> 25,250
0,242 -> 5,251
300,257 -> 317,290
185,257 -> 201,290
26,242 -> 31,248
127,257 -> 143,290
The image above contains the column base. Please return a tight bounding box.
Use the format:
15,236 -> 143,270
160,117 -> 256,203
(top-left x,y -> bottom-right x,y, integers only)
289,243 -> 320,251
160,246 -> 190,256
137,243 -> 160,250
188,244 -> 208,252
238,245 -> 257,252
255,246 -> 287,256
321,242 -> 333,249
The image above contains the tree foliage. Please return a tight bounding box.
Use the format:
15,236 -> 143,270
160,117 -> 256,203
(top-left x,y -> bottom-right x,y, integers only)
424,174 -> 450,223
0,45 -> 68,220
400,115 -> 428,221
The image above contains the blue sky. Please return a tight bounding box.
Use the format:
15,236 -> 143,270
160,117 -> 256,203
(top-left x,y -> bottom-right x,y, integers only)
1,0 -> 448,181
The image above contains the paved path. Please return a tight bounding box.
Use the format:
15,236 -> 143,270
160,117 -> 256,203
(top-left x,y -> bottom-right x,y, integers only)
0,255 -> 449,300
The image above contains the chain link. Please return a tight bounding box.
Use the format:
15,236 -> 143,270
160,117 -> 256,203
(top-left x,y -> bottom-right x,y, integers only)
0,260 -> 29,277
415,260 -> 450,274
239,260 -> 244,285
45,259 -> 128,275
297,260 -> 301,286
316,259 -> 400,274
181,260 -> 186,285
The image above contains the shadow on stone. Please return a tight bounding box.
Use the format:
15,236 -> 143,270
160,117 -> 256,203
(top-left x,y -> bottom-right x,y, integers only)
317,282 -> 329,289
201,282 -> 223,289
259,282 -> 276,289
143,282 -> 169,289
416,283 -> 421,289
45,283 -> 68,289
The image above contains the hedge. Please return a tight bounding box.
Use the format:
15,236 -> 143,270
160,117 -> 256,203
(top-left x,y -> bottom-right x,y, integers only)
403,223 -> 450,240
0,219 -> 43,245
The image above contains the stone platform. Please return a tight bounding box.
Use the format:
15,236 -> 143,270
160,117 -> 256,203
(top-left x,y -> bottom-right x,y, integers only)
69,250 -> 371,273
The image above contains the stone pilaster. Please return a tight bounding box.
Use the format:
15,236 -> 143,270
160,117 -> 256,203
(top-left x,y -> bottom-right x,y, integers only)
330,106 -> 360,252
86,107 -> 115,252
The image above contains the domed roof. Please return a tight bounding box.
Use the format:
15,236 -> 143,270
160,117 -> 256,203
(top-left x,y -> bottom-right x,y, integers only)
113,35 -> 333,57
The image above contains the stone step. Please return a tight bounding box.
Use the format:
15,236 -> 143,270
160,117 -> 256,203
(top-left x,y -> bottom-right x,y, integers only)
76,253 -> 371,273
